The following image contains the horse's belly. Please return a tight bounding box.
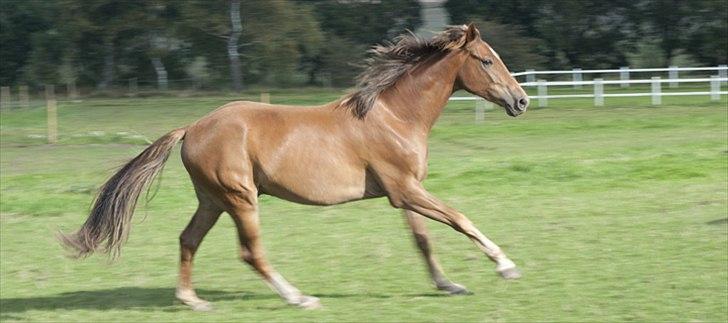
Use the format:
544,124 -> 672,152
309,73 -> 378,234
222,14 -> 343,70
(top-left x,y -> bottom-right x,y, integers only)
253,137 -> 372,205
257,163 -> 368,205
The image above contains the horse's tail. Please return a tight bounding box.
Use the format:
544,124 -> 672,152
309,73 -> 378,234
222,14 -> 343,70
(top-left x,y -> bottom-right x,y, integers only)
59,127 -> 187,259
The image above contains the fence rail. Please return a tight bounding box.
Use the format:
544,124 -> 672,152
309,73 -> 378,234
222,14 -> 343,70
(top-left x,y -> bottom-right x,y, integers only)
520,77 -> 728,87
510,65 -> 728,87
511,65 -> 728,77
452,66 -> 727,110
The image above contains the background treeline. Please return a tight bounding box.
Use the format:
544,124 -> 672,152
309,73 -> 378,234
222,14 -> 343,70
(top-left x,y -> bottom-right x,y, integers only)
1,0 -> 726,91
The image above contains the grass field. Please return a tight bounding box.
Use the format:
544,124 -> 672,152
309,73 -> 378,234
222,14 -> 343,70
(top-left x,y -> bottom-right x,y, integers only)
1,90 -> 727,322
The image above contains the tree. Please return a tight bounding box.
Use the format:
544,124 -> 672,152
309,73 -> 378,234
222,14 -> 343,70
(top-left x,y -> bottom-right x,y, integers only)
301,0 -> 422,85
446,0 -> 640,69
445,0 -> 727,70
142,2 -> 185,91
227,0 -> 243,91
181,0 -> 324,88
640,0 -> 727,66
55,0 -> 150,89
0,1 -> 57,85
306,0 -> 422,46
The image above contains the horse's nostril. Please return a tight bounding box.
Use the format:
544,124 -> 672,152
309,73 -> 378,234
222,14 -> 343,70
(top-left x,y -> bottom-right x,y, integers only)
517,98 -> 529,110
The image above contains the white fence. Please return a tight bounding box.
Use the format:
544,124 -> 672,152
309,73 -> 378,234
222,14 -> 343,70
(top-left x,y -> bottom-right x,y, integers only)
512,65 -> 727,81
450,65 -> 728,113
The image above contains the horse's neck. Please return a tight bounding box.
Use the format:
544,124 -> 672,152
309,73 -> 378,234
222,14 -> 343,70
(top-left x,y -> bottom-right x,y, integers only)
379,51 -> 464,131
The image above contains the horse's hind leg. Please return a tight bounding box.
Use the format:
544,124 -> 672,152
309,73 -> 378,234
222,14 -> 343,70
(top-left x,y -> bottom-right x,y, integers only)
176,192 -> 222,311
404,210 -> 469,295
225,191 -> 321,309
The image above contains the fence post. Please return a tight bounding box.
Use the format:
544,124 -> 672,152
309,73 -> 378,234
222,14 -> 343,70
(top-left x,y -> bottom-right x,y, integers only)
475,98 -> 486,123
668,66 -> 678,88
18,85 -> 29,108
526,69 -> 536,83
537,79 -> 547,108
620,67 -> 630,88
594,78 -> 604,106
572,68 -> 582,89
719,65 -> 727,80
45,85 -> 58,144
0,86 -> 10,109
260,92 -> 270,104
710,75 -> 720,101
651,77 -> 662,105
128,78 -> 138,96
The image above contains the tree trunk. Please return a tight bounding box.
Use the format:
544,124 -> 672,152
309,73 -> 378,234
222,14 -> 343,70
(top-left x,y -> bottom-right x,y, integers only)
227,0 -> 243,91
99,38 -> 115,90
151,57 -> 168,91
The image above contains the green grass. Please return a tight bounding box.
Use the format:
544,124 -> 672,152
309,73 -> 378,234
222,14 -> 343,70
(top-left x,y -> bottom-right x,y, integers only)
1,91 -> 727,322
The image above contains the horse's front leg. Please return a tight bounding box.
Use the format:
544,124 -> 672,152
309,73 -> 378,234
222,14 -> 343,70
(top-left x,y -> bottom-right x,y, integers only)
390,179 -> 521,279
404,210 -> 470,294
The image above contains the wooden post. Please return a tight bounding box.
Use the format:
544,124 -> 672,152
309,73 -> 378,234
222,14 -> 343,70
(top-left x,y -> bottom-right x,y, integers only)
651,77 -> 661,105
45,85 -> 58,144
260,92 -> 270,104
526,69 -> 536,83
537,79 -> 547,108
0,86 -> 10,109
594,78 -> 604,106
18,85 -> 29,108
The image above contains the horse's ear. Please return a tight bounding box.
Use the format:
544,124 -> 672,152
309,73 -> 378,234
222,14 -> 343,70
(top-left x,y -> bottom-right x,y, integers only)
465,23 -> 481,44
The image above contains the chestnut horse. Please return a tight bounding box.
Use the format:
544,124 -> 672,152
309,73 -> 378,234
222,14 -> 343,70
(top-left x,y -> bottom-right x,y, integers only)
61,24 -> 529,310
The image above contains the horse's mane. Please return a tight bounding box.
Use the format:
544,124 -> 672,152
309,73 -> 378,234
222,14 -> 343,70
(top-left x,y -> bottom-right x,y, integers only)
343,26 -> 468,118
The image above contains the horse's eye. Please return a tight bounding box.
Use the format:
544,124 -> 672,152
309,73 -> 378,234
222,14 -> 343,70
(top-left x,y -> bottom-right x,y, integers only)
481,58 -> 493,67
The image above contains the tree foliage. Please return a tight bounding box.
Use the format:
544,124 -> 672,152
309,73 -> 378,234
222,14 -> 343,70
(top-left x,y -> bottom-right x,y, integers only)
1,0 -> 725,89
445,0 -> 727,71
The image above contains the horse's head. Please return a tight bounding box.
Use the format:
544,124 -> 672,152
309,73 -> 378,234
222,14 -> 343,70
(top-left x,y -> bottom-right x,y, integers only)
455,24 -> 529,117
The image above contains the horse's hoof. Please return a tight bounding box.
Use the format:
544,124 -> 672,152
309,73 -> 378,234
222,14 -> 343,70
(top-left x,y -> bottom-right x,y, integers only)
296,295 -> 322,310
437,282 -> 471,295
176,290 -> 213,312
498,267 -> 522,280
190,301 -> 213,312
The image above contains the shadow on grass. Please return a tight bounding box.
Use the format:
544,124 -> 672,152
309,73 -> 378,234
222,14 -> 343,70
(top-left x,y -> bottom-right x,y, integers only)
0,288 -> 450,319
312,292 -> 392,299
706,218 -> 727,225
0,287 -> 275,317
